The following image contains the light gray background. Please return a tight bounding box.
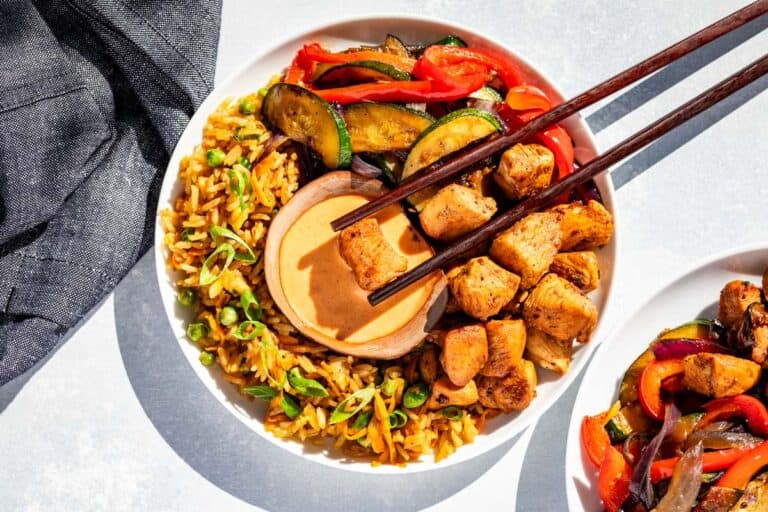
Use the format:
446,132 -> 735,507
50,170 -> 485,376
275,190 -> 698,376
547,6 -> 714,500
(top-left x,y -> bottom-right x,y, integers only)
2,1 -> 767,510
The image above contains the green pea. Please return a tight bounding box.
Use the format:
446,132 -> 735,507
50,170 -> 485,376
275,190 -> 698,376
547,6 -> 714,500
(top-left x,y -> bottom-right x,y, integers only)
206,148 -> 226,167
218,306 -> 238,326
199,351 -> 215,366
187,322 -> 208,342
403,383 -> 429,409
239,97 -> 256,115
258,86 -> 269,97
177,288 -> 196,307
236,156 -> 251,169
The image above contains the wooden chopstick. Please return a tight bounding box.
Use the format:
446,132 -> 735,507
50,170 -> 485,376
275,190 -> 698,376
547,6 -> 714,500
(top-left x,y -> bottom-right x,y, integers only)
368,53 -> 768,306
331,0 -> 768,232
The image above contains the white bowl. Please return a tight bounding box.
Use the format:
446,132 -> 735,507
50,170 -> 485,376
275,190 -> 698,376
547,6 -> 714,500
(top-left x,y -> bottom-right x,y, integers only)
565,243 -> 768,510
153,14 -> 620,473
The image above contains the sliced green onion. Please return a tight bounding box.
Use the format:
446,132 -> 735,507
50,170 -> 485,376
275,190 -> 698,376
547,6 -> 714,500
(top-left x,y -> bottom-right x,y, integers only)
236,156 -> 251,169
209,225 -> 256,262
381,378 -> 398,397
206,148 -> 226,167
280,393 -> 301,419
199,243 -> 236,285
352,410 -> 373,430
239,97 -> 256,115
218,306 -> 238,326
244,385 -> 277,400
177,288 -> 196,307
236,129 -> 262,141
240,290 -> 262,321
403,383 -> 429,409
187,322 -> 208,342
442,406 -> 463,421
258,86 -> 269,97
261,335 -> 284,388
388,409 -> 408,429
233,320 -> 266,340
287,367 -> 328,397
199,350 -> 215,366
330,387 -> 376,425
180,228 -> 193,241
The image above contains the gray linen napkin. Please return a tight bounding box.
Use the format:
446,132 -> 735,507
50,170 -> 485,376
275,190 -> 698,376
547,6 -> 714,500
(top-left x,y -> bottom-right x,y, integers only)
0,0 -> 222,384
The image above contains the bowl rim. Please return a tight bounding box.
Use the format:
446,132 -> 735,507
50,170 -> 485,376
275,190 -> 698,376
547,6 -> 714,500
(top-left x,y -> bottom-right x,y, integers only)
152,12 -> 621,473
564,241 -> 768,510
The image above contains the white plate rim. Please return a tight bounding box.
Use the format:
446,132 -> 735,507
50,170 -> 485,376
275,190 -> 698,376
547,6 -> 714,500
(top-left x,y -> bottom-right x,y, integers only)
565,241 -> 768,510
153,13 -> 621,473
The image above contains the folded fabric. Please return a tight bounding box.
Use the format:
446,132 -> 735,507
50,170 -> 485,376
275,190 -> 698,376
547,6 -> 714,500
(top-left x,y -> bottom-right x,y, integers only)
0,0 -> 222,385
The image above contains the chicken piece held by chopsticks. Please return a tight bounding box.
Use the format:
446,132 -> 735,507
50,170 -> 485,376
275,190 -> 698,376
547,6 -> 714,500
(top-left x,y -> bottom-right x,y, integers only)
337,218 -> 407,291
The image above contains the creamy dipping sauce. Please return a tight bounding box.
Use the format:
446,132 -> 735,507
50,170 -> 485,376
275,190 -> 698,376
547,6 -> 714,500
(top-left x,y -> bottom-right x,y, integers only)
278,194 -> 438,343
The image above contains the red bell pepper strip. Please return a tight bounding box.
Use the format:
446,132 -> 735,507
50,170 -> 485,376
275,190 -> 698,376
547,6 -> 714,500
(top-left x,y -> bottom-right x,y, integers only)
295,43 -> 416,72
718,440 -> 768,489
651,445 -> 754,483
580,402 -> 621,467
314,75 -> 487,104
412,55 -> 488,90
638,359 -> 685,421
696,395 -> 768,437
505,84 -> 552,112
598,446 -> 632,512
420,45 -> 523,89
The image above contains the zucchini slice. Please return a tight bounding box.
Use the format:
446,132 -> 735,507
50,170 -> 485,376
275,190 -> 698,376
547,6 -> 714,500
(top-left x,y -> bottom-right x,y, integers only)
343,102 -> 434,153
383,34 -> 411,57
433,35 -> 467,47
401,108 -> 501,211
261,83 -> 351,169
605,402 -> 655,443
658,320 -> 712,340
314,61 -> 411,88
619,348 -> 655,405
469,86 -> 504,103
402,108 -> 502,179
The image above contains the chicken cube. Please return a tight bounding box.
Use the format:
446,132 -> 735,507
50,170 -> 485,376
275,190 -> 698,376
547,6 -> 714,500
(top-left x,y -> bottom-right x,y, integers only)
550,251 -> 600,292
729,472 -> 768,512
419,345 -> 440,384
439,325 -> 489,387
525,327 -> 573,375
456,165 -> 495,198
740,303 -> 768,368
480,319 -> 526,377
419,184 -> 497,241
476,360 -> 537,412
682,353 -> 760,398
489,211 -> 563,289
493,143 -> 555,200
447,256 -> 521,320
426,377 -> 479,410
523,273 -> 598,343
550,200 -> 613,250
338,218 -> 407,291
718,280 -> 762,330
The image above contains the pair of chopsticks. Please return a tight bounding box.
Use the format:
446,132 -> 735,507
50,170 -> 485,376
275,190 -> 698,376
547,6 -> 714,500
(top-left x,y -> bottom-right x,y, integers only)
331,1 -> 768,306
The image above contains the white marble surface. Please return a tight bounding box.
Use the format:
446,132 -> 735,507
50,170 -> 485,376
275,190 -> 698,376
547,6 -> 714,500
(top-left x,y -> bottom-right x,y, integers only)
2,1 -> 767,510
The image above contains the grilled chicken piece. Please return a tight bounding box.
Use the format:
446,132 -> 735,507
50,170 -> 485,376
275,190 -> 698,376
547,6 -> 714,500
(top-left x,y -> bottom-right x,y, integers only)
525,327 -> 572,375
718,280 -> 762,330
523,273 -> 598,343
695,487 -> 743,512
338,218 -> 407,291
426,377 -> 479,410
489,211 -> 563,289
494,143 -> 555,200
419,184 -> 497,241
439,325 -> 488,387
447,256 -> 521,320
739,303 -> 768,368
481,319 -> 526,377
419,345 -> 440,384
682,353 -> 760,398
550,251 -> 600,292
550,200 -> 613,251
476,360 -> 537,412
727,472 -> 768,511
